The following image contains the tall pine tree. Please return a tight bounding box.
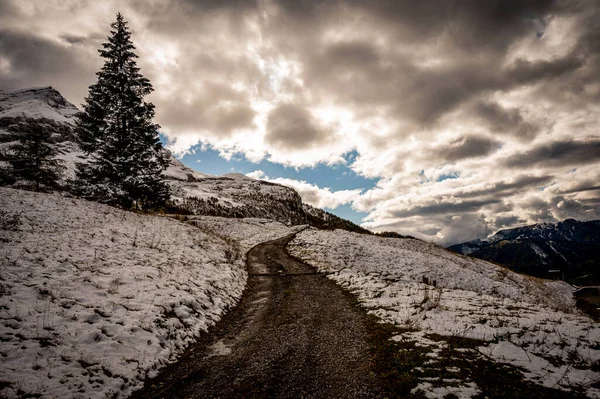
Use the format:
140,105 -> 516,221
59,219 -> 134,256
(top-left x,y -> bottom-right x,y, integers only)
75,12 -> 170,209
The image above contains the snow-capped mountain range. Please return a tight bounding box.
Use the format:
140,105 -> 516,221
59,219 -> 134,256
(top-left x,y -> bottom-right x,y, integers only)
448,219 -> 600,284
0,86 -> 363,231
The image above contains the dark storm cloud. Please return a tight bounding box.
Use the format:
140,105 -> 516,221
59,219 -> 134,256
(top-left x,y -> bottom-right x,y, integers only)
159,100 -> 255,135
265,103 -> 331,150
0,0 -> 19,17
155,82 -> 256,136
301,39 -> 399,116
561,185 -> 600,194
550,195 -> 600,220
284,0 -> 572,128
60,34 -> 86,45
180,0 -> 259,10
495,215 -> 525,228
508,55 -> 585,85
390,198 -> 502,219
488,202 -> 514,214
504,140 -> 600,168
472,102 -> 540,140
304,42 -> 500,126
460,175 -> 554,199
322,41 -> 381,69
580,198 -> 600,206
523,196 -> 556,221
0,30 -> 69,81
121,0 -> 263,59
0,30 -> 96,101
438,135 -> 500,162
268,0 -> 599,133
396,64 -> 501,126
59,33 -> 102,45
350,0 -> 557,48
576,13 -> 600,56
132,0 -> 259,20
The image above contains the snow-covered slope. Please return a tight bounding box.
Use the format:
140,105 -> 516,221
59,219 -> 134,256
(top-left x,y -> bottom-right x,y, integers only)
0,87 -> 82,181
0,187 -> 294,398
0,87 -> 79,123
289,229 -> 600,397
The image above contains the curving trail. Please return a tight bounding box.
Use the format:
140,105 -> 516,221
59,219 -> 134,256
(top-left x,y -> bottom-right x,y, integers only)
131,232 -> 386,399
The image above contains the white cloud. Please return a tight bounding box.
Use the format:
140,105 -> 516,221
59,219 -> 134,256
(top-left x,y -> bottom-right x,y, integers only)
245,169 -> 265,179
246,170 -> 362,210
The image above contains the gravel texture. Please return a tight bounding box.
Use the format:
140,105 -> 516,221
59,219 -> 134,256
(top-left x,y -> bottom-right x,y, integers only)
130,232 -> 386,398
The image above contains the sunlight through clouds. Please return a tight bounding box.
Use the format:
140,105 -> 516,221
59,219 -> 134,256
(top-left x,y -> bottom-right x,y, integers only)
1,0 -> 598,245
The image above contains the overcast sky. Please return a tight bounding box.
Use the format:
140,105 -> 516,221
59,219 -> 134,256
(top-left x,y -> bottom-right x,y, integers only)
1,0 -> 599,245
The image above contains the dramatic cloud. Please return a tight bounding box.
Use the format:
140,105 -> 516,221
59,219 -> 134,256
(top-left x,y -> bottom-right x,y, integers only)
437,135 -> 501,162
1,0 -> 599,245
0,29 -> 98,102
265,104 -> 332,151
471,102 -> 540,140
246,170 -> 361,210
504,140 -> 600,168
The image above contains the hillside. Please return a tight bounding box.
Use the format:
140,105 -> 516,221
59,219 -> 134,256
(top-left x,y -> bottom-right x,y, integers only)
0,187 -> 296,398
448,219 -> 600,284
289,229 -> 600,397
0,86 -> 366,231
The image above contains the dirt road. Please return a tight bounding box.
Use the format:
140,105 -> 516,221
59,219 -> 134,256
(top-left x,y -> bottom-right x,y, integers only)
130,232 -> 387,398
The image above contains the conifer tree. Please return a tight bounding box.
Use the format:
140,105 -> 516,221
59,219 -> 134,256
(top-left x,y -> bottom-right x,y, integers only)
75,12 -> 170,209
5,119 -> 64,191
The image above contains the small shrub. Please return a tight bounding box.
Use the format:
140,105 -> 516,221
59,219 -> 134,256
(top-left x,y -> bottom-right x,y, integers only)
0,210 -> 21,231
0,165 -> 16,186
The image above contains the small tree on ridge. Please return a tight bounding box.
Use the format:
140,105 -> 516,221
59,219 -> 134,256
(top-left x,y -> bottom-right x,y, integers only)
5,119 -> 64,191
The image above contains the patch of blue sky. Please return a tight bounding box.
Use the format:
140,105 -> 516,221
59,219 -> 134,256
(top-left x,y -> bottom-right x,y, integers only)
161,136 -> 379,192
418,170 -> 461,183
161,136 -> 376,224
436,172 -> 461,182
538,183 -> 554,191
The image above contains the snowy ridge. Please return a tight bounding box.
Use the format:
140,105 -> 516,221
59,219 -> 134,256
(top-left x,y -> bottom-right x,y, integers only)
289,229 -> 600,397
169,168 -> 307,226
0,188 -> 294,398
485,219 -> 600,244
0,87 -> 79,124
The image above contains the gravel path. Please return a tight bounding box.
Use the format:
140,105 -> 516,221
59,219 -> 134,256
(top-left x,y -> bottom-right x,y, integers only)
130,232 -> 386,398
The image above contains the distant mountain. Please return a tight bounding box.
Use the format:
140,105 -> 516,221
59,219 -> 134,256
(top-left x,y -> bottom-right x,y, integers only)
0,86 -> 369,232
448,219 -> 600,284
